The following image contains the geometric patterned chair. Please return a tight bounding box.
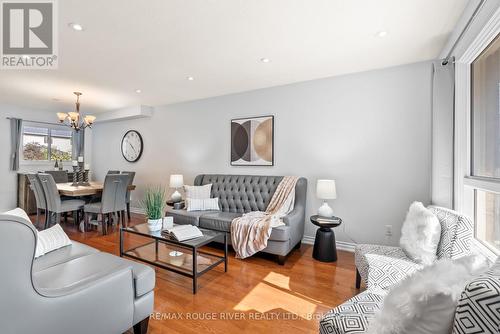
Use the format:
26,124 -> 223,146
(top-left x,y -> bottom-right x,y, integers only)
354,206 -> 473,291
319,290 -> 385,334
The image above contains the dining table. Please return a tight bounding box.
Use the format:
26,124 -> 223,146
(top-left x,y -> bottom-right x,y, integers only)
56,181 -> 136,197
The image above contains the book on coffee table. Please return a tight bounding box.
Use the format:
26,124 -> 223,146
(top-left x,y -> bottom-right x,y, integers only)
162,224 -> 203,241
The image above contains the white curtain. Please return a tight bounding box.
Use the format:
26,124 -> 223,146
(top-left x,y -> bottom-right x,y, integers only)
431,60 -> 455,209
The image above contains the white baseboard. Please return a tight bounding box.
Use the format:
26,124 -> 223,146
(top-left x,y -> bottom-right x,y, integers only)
302,235 -> 355,253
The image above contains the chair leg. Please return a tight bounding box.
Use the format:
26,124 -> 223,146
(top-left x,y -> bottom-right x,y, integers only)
121,210 -> 126,228
127,203 -> 131,221
294,241 -> 301,250
101,213 -> 107,235
35,208 -> 40,227
133,317 -> 149,334
277,255 -> 286,265
64,212 -> 68,224
44,211 -> 50,230
56,213 -> 61,226
356,268 -> 361,289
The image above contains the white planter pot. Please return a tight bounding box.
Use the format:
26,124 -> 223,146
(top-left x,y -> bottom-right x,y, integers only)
147,218 -> 163,232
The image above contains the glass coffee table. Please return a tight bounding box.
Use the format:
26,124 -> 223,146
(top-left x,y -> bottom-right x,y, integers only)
120,223 -> 227,294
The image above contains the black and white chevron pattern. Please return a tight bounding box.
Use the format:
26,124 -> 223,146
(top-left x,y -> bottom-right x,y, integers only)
320,291 -> 384,334
452,262 -> 500,334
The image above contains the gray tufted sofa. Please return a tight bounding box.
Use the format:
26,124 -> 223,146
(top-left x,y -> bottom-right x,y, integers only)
166,174 -> 307,264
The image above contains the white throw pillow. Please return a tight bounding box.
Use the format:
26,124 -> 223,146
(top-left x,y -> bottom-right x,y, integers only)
400,202 -> 441,265
3,208 -> 45,257
186,198 -> 220,212
367,254 -> 489,334
36,224 -> 72,258
184,184 -> 212,199
4,207 -> 31,222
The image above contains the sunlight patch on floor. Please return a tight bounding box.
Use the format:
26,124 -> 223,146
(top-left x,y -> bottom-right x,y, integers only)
234,272 -> 317,318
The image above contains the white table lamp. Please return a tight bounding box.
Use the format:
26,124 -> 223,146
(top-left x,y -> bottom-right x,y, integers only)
169,174 -> 184,202
316,179 -> 337,218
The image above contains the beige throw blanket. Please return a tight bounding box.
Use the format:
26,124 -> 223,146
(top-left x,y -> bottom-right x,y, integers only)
231,176 -> 299,259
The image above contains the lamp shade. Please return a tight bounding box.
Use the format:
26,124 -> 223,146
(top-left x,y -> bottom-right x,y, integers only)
316,179 -> 337,199
169,174 -> 184,188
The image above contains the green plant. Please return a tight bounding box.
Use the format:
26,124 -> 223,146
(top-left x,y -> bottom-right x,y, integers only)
141,186 -> 167,220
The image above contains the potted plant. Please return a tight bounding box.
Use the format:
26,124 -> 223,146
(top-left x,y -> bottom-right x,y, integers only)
141,186 -> 167,232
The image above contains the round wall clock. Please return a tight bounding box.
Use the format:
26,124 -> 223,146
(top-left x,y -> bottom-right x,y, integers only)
121,130 -> 143,162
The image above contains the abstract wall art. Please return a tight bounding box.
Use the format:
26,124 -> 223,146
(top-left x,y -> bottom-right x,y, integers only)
231,115 -> 274,166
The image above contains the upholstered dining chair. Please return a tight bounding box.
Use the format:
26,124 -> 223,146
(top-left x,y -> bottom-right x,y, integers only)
121,171 -> 136,221
26,173 -> 47,228
37,173 -> 85,229
83,174 -> 128,235
43,170 -> 69,183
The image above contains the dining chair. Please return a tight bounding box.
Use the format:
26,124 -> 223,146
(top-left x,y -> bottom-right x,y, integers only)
26,173 -> 47,228
83,174 -> 128,235
121,171 -> 136,222
44,170 -> 69,183
37,173 -> 85,229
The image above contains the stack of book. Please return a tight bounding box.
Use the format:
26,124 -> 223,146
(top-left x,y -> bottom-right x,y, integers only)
162,225 -> 203,241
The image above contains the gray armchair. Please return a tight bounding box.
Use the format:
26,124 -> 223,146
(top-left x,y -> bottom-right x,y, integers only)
0,212 -> 154,334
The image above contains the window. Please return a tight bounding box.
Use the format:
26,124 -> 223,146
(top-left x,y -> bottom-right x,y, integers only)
22,123 -> 73,161
469,33 -> 500,252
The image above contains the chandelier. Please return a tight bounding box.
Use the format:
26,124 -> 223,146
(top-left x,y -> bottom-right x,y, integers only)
56,92 -> 96,131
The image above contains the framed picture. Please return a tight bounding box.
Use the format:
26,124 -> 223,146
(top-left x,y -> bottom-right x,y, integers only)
231,115 -> 274,166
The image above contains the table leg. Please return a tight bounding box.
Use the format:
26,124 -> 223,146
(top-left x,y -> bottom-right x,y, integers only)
193,247 -> 198,294
224,233 -> 228,272
313,227 -> 337,262
155,239 -> 159,261
119,228 -> 123,257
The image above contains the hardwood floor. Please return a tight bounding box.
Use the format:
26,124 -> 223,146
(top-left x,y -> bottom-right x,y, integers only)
51,214 -> 358,334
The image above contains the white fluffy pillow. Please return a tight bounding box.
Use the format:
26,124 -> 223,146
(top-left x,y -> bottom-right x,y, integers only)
184,184 -> 212,199
400,202 -> 441,265
186,198 -> 220,212
367,255 -> 489,334
36,224 -> 72,258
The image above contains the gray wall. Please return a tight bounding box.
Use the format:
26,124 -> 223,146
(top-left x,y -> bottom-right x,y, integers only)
91,61 -> 433,245
0,104 -> 57,211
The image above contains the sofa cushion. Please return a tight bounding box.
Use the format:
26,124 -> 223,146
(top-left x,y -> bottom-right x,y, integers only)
166,208 -> 218,226
320,290 -> 384,334
33,252 -> 155,298
199,212 -> 241,232
199,212 -> 291,242
33,240 -> 99,272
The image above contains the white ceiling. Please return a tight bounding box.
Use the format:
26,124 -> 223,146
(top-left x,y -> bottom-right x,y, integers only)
0,0 -> 468,114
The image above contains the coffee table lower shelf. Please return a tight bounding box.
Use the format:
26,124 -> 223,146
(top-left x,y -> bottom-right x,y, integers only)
120,229 -> 227,294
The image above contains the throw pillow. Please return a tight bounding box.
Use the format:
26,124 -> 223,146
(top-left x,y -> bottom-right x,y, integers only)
3,208 -> 45,257
400,201 -> 441,265
367,254 -> 489,334
36,224 -> 72,258
184,184 -> 212,199
4,207 -> 31,222
186,198 -> 220,212
452,257 -> 500,333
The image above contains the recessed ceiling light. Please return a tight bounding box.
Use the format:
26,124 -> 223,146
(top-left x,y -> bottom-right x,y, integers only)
376,31 -> 388,38
260,58 -> 270,63
69,23 -> 84,31
135,89 -> 142,93
187,76 -> 194,81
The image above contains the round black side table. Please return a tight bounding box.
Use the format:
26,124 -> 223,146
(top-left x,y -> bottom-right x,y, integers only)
311,215 -> 342,262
